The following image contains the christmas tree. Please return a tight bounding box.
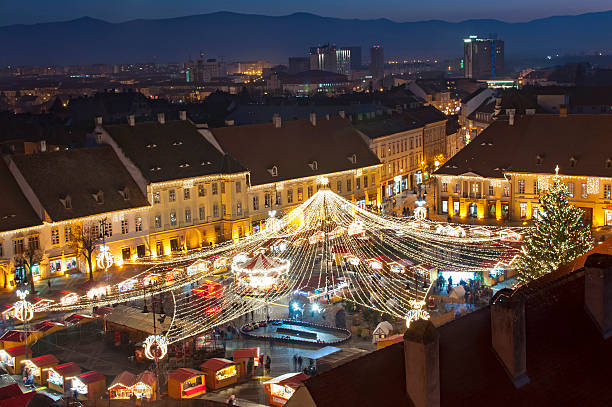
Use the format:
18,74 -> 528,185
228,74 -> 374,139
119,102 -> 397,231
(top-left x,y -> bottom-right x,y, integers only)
516,168 -> 593,284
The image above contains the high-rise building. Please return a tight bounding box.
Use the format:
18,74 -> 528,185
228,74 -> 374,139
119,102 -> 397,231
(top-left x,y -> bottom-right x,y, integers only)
186,53 -> 223,83
342,46 -> 362,70
370,45 -> 384,81
308,44 -> 351,76
288,57 -> 309,74
463,35 -> 504,79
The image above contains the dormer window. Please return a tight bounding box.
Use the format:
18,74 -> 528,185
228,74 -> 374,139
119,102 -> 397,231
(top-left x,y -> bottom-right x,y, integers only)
309,161 -> 318,171
201,161 -> 212,166
347,154 -> 357,164
268,166 -> 279,177
149,166 -> 161,172
536,154 -> 544,165
606,158 -> 612,169
59,194 -> 72,210
145,143 -> 157,149
179,162 -> 190,168
569,156 -> 577,168
92,190 -> 104,204
172,140 -> 183,146
118,187 -> 129,200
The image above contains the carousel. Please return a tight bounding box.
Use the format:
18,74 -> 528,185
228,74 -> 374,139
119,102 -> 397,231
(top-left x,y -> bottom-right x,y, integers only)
233,253 -> 290,295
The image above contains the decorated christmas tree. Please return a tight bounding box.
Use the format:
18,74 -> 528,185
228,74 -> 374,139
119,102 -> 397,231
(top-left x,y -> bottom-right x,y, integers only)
516,167 -> 593,284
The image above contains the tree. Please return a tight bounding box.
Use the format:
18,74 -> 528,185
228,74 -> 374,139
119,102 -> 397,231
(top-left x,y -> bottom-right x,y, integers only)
516,174 -> 592,284
70,223 -> 100,281
15,245 -> 42,293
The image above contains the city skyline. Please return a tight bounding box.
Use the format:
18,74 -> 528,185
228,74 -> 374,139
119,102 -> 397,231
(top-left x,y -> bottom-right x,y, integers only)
2,0 -> 612,27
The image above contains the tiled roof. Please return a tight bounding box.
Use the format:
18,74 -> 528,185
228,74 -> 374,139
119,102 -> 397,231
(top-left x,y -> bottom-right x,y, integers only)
0,159 -> 41,232
225,104 -> 380,126
436,114 -> 612,178
168,368 -> 204,383
212,117 -> 380,186
11,145 -> 149,222
104,120 -> 246,183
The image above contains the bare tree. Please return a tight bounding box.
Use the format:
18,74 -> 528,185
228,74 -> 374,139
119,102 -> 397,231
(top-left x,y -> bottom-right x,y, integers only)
70,223 -> 99,281
15,245 -> 42,293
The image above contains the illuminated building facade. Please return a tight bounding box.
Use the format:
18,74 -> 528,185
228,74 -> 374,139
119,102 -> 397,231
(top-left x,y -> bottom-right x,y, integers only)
463,35 -> 504,79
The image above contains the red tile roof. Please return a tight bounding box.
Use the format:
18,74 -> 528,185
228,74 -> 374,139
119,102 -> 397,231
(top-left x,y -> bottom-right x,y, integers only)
168,368 -> 204,383
200,358 -> 236,372
77,371 -> 106,385
30,354 -> 58,367
52,362 -> 81,377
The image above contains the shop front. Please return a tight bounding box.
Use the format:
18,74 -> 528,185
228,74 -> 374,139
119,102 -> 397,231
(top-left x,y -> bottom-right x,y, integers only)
264,372 -> 309,406
200,358 -> 238,390
71,371 -> 106,401
0,345 -> 27,374
23,354 -> 58,385
168,368 -> 206,399
47,362 -> 81,394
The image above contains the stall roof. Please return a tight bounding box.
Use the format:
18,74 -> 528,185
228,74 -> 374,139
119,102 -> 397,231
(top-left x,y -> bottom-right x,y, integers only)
265,372 -> 309,387
53,362 -> 81,377
77,371 -> 106,385
168,368 -> 204,383
135,371 -> 156,388
109,371 -> 136,389
232,348 -> 259,360
32,321 -> 64,333
301,346 -> 341,360
3,346 -> 26,357
200,358 -> 236,371
0,331 -> 29,343
30,354 -> 58,367
0,384 -> 22,401
105,305 -> 174,335
0,391 -> 36,407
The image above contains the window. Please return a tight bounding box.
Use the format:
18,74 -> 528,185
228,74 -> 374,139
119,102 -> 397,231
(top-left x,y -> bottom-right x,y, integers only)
213,203 -> 220,217
347,179 -> 352,192
308,186 -> 314,197
275,191 -> 282,205
220,183 -> 225,194
91,223 -> 100,238
532,204 -> 540,219
184,188 -> 191,200
212,183 -> 218,195
442,183 -> 448,193
64,226 -> 71,242
28,236 -> 39,250
185,208 -> 191,222
518,180 -> 525,194
103,221 -> 112,237
356,178 -> 361,190
520,203 -> 527,219
253,196 -> 259,211
605,184 -> 612,199
488,185 -> 494,196
235,182 -> 241,193
121,219 -> 129,234
503,185 -> 510,197
337,181 -> 342,193
0,243 -> 2,258
265,193 -> 271,208
442,200 -> 448,213
199,207 -> 206,220
122,248 -> 131,261
567,182 -> 574,197
155,215 -> 162,228
51,228 -> 60,245
135,216 -> 142,232
455,183 -> 460,193
364,175 -> 368,188
198,184 -> 206,197
236,201 -> 242,216
287,189 -> 293,203
297,187 -> 303,201
169,189 -> 176,202
222,204 -> 226,216
533,180 -> 539,195
154,191 -> 160,204
170,211 -> 177,226
13,239 -> 24,254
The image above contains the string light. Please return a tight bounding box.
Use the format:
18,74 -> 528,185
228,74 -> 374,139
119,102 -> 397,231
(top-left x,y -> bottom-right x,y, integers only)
143,335 -> 168,360
14,290 -> 34,322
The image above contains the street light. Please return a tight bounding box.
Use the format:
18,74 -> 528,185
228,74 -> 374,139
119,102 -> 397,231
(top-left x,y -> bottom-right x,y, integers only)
14,289 -> 34,359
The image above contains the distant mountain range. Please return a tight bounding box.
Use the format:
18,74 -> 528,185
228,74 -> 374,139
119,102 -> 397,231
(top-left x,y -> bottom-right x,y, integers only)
1,10 -> 612,66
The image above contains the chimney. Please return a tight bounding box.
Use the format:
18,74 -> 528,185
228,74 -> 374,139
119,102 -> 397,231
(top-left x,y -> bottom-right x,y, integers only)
490,289 -> 529,388
272,113 -> 282,128
309,112 -> 317,126
157,112 -> 165,124
179,110 -> 187,121
559,104 -> 568,117
404,320 -> 440,407
338,110 -> 346,119
508,109 -> 516,126
584,253 -> 612,339
127,114 -> 135,126
94,116 -> 102,127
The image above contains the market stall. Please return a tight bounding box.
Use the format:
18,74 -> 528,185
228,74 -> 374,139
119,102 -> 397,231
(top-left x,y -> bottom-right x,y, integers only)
0,345 -> 27,374
168,368 -> 206,399
108,371 -> 136,400
233,348 -> 260,377
71,371 -> 106,401
23,354 -> 58,385
264,372 -> 309,406
108,370 -> 156,400
200,358 -> 238,390
47,362 -> 81,393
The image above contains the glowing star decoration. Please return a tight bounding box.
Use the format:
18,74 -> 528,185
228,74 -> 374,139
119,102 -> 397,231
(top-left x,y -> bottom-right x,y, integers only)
405,300 -> 430,328
143,335 -> 168,360
264,210 -> 280,233
96,245 -> 113,270
14,290 -> 34,322
318,176 -> 329,187
414,200 -> 427,220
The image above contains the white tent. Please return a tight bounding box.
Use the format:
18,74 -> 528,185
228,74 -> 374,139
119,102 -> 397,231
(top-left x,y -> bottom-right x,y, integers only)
372,321 -> 394,343
449,285 -> 466,300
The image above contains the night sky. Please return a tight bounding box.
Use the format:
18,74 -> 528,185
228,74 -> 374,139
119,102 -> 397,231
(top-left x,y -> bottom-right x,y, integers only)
2,0 -> 611,26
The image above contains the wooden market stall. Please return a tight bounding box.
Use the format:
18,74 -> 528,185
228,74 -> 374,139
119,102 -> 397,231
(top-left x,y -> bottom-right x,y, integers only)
200,358 -> 239,390
108,371 -> 137,400
167,368 -> 206,399
264,372 -> 309,406
233,348 -> 260,377
71,371 -> 106,401
0,345 -> 27,374
47,362 -> 81,393
0,330 -> 37,350
108,370 -> 156,401
23,354 -> 59,385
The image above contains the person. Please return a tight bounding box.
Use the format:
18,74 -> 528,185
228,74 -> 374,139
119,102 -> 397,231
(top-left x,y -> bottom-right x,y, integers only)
47,279 -> 51,289
448,276 -> 453,287
293,354 -> 298,369
227,395 -> 236,406
297,355 -> 303,369
265,355 -> 271,371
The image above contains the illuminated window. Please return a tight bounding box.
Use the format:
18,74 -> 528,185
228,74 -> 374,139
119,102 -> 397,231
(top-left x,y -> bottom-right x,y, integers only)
567,182 -> 574,197
533,180 -> 539,195
121,219 -> 129,234
184,188 -> 191,200
347,179 -> 352,192
135,217 -> 142,232
520,203 -> 527,219
51,228 -> 60,245
236,201 -> 242,216
212,183 -> 218,195
442,183 -> 448,192
605,184 -> 611,199
287,189 -> 293,203
64,226 -> 71,242
154,191 -> 160,203
169,189 -> 176,202
185,208 -> 191,222
276,192 -> 282,205
581,183 -> 587,198
235,182 -> 241,193
213,203 -> 220,217
265,193 -> 271,208
252,196 -> 259,211
170,211 -> 177,226
337,181 -> 342,193
488,185 -> 494,196
199,207 -> 205,220
518,180 -> 525,194
198,184 -> 206,197
155,215 -> 162,228
298,188 -> 303,201
308,185 -> 314,197
503,184 -> 510,197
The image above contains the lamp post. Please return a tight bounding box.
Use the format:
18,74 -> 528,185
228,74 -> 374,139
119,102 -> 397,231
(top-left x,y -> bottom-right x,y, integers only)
14,289 -> 34,359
